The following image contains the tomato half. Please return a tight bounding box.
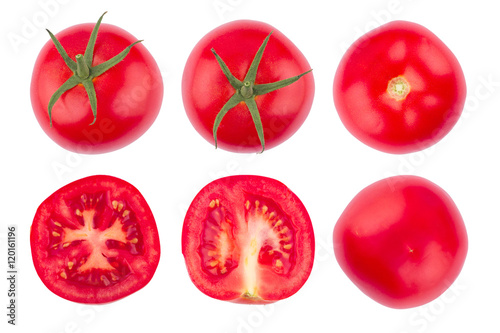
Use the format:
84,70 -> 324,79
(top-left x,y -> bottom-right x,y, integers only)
182,20 -> 314,153
333,176 -> 468,309
333,21 -> 466,154
182,176 -> 314,303
30,175 -> 161,304
30,13 -> 163,154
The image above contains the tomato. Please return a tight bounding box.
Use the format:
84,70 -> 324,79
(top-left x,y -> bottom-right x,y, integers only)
182,20 -> 314,153
333,21 -> 466,154
30,13 -> 163,154
30,175 -> 161,304
333,176 -> 468,309
182,175 -> 314,303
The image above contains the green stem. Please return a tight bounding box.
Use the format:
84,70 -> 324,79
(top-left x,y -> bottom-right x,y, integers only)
240,81 -> 254,99
75,54 -> 90,79
46,12 -> 142,127
211,31 -> 312,153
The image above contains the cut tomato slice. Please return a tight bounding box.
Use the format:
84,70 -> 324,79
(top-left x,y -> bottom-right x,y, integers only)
30,175 -> 160,304
182,175 -> 315,303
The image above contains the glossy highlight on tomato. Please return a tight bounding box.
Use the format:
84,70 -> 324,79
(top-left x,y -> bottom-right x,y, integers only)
30,175 -> 160,304
182,20 -> 314,153
31,13 -> 163,154
333,176 -> 468,309
182,175 -> 314,303
334,21 -> 466,154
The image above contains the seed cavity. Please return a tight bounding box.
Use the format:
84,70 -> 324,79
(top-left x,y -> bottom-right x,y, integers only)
46,191 -> 145,289
279,226 -> 289,234
245,194 -> 297,276
200,200 -> 238,277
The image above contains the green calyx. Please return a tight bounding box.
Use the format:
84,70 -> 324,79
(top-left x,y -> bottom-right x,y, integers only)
211,32 -> 312,153
47,12 -> 142,126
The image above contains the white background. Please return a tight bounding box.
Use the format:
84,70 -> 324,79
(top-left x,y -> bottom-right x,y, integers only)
1,0 -> 499,332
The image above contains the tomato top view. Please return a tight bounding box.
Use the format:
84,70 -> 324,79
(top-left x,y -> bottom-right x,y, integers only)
182,20 -> 315,153
333,21 -> 466,154
30,175 -> 161,304
333,175 -> 468,309
30,12 -> 163,154
182,175 -> 315,303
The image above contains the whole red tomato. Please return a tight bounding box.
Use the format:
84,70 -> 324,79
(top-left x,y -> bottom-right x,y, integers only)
182,175 -> 315,303
334,21 -> 466,154
31,13 -> 163,154
333,176 -> 468,309
30,175 -> 161,304
182,20 -> 314,153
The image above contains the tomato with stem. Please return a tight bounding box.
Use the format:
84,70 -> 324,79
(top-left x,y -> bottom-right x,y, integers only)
182,20 -> 314,153
31,12 -> 163,154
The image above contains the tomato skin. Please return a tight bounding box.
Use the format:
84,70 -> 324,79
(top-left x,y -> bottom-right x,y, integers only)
182,20 -> 314,153
333,176 -> 468,309
333,21 -> 466,154
30,175 -> 161,304
182,175 -> 315,303
31,23 -> 163,154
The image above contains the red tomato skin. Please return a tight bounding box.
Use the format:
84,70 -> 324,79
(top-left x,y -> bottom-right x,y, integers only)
182,175 -> 315,303
182,20 -> 314,153
333,176 -> 468,309
334,21 -> 466,154
30,175 -> 161,304
31,23 -> 163,154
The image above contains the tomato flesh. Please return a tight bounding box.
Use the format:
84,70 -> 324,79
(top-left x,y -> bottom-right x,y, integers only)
31,176 -> 160,304
183,176 -> 314,303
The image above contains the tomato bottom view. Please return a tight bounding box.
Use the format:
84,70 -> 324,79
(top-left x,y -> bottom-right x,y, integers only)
333,176 -> 468,309
30,175 -> 161,304
333,20 -> 466,154
182,175 -> 315,303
